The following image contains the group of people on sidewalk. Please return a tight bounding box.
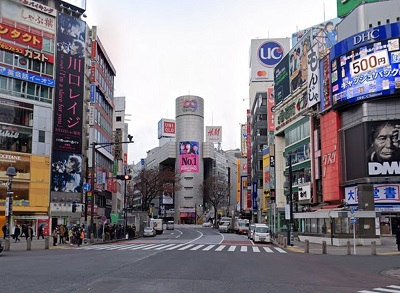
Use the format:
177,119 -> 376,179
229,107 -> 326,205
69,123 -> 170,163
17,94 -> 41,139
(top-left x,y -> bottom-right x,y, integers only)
51,224 -> 85,247
2,224 -> 38,242
101,223 -> 136,241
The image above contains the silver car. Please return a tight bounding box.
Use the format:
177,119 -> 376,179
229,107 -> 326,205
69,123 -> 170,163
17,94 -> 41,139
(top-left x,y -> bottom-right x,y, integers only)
143,227 -> 156,237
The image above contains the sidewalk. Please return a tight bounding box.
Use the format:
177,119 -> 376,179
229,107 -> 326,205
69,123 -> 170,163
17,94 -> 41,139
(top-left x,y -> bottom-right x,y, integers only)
275,236 -> 400,256
0,236 -> 122,252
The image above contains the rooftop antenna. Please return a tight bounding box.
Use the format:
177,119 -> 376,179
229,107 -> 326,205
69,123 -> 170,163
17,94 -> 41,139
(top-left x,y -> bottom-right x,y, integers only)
268,30 -> 269,39
323,2 -> 326,22
212,112 -> 213,126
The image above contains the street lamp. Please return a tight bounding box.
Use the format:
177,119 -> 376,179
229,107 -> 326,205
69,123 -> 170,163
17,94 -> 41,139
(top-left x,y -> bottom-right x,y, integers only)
284,153 -> 294,247
89,135 -> 134,242
5,166 -> 16,251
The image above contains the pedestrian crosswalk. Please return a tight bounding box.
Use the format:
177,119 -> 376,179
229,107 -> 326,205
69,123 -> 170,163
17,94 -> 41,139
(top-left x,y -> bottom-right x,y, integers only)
358,285 -> 400,292
76,243 -> 287,254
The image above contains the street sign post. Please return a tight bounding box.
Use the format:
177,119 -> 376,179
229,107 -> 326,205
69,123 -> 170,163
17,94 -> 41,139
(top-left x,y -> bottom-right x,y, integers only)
351,217 -> 357,255
83,183 -> 91,192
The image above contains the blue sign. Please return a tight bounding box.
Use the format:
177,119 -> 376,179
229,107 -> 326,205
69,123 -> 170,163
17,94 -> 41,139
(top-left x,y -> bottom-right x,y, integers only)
252,182 -> 258,211
0,66 -> 55,87
90,84 -> 96,103
350,218 -> 358,224
350,207 -> 355,214
83,183 -> 91,192
329,23 -> 400,108
258,41 -> 284,67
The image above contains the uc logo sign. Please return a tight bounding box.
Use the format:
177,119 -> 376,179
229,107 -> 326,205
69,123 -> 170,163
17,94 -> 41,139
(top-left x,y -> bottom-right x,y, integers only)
258,41 -> 284,67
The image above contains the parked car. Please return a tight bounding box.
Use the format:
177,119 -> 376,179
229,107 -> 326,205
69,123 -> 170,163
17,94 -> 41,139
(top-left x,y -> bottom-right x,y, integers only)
253,225 -> 271,243
166,221 -> 174,230
202,221 -> 212,228
248,224 -> 256,240
143,227 -> 156,237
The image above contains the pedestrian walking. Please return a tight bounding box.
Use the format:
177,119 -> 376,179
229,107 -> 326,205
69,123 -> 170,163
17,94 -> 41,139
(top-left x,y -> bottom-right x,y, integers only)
28,225 -> 34,241
37,225 -> 45,239
59,225 -> 66,244
2,224 -> 7,239
14,225 -> 21,242
396,226 -> 400,251
52,228 -> 58,246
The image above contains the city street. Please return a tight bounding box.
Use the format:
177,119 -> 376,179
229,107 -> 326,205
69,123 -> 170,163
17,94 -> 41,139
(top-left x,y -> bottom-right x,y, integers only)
1,226 -> 399,293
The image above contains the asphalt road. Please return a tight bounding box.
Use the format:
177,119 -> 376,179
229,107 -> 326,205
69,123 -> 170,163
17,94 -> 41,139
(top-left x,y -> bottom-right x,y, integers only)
1,226 -> 399,293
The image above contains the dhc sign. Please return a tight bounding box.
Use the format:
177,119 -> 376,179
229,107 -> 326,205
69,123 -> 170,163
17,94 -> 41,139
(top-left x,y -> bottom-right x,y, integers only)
258,41 -> 284,67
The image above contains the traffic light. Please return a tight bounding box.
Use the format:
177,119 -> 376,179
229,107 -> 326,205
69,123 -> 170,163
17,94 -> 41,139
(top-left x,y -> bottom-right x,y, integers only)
72,201 -> 77,213
116,175 -> 132,180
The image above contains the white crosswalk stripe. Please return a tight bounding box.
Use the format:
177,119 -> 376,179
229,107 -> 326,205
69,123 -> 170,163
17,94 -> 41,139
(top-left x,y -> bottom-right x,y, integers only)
358,285 -> 400,292
190,245 -> 204,251
77,243 -> 288,254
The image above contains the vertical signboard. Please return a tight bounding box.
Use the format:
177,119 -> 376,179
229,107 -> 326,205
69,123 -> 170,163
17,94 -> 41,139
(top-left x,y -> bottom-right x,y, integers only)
206,126 -> 222,143
307,42 -> 320,108
52,12 -> 86,194
274,54 -> 290,106
267,87 -> 275,132
246,110 -> 252,210
320,55 -> 332,112
241,124 -> 247,157
179,141 -> 199,173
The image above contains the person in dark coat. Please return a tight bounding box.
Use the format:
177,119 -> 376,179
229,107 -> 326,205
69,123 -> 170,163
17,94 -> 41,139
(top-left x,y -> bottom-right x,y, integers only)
14,225 -> 21,242
396,226 -> 400,251
2,224 -> 7,239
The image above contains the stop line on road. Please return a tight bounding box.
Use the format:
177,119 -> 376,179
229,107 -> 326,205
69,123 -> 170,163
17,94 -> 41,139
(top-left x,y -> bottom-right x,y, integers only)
76,243 -> 287,254
358,284 -> 400,293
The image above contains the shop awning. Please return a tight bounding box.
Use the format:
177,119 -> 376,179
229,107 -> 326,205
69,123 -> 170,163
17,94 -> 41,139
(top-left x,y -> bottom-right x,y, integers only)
320,204 -> 343,210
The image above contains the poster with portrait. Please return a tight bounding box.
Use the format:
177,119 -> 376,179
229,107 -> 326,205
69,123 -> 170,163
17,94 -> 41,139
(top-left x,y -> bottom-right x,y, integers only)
289,30 -> 312,94
179,141 -> 199,173
367,120 -> 400,176
57,13 -> 86,58
51,151 -> 82,192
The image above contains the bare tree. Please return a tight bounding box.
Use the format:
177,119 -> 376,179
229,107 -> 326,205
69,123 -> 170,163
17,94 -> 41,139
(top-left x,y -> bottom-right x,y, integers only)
199,175 -> 231,226
134,167 -> 181,212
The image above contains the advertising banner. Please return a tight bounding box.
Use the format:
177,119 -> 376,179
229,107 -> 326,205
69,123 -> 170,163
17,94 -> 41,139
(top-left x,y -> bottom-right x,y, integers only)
289,30 -> 312,94
367,120 -> 400,176
344,119 -> 400,180
330,23 -> 400,109
162,191 -> 173,205
0,66 -> 54,87
179,141 -> 199,173
320,55 -> 332,112
240,124 -> 247,157
0,40 -> 54,63
345,183 -> 400,205
274,54 -> 290,105
249,38 -> 289,82
51,151 -> 82,193
307,42 -> 320,108
267,87 -> 274,131
252,182 -> 257,212
206,126 -> 222,143
53,13 -> 86,153
0,0 -> 56,32
37,219 -> 50,236
337,0 -> 379,18
0,22 -> 42,49
292,18 -> 340,58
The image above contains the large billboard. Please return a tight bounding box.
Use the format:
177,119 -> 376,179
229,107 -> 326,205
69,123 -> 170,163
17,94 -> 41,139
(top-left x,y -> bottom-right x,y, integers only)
344,120 -> 400,181
51,151 -> 82,193
206,126 -> 222,143
52,13 -> 86,194
179,141 -> 199,173
158,119 -> 176,139
330,23 -> 400,109
337,0 -> 380,18
249,38 -> 290,82
0,0 -> 56,32
292,18 -> 341,58
274,54 -> 290,105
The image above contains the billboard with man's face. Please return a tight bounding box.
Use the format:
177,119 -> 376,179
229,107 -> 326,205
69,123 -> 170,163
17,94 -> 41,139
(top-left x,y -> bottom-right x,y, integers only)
344,120 -> 400,181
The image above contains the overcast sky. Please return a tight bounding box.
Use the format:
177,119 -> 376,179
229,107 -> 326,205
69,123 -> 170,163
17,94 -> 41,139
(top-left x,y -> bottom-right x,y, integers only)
84,0 -> 337,164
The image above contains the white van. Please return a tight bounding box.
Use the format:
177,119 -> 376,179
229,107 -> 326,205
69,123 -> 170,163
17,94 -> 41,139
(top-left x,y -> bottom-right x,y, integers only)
166,221 -> 174,230
252,224 -> 270,243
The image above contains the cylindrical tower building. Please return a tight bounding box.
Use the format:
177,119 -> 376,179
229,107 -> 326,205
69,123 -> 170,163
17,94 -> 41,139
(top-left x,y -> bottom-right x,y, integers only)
175,96 -> 204,224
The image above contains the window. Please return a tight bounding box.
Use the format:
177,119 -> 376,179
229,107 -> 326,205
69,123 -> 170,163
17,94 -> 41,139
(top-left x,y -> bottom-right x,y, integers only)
42,38 -> 55,53
4,51 -> 13,65
116,116 -> 122,122
38,130 -> 45,143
